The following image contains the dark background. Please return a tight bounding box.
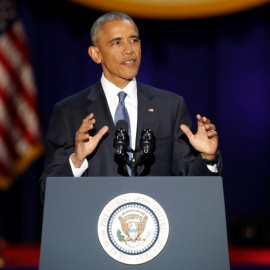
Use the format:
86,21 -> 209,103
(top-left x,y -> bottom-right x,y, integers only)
1,0 -> 270,244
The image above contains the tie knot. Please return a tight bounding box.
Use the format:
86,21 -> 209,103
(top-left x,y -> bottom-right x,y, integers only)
118,91 -> 127,103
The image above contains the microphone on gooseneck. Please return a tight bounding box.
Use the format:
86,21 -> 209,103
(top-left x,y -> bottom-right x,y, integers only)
140,122 -> 155,155
113,120 -> 130,155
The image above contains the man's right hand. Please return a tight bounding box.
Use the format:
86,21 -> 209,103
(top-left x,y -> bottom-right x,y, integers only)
71,113 -> 109,168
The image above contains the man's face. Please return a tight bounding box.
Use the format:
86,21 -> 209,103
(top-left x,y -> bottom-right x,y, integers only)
90,19 -> 141,89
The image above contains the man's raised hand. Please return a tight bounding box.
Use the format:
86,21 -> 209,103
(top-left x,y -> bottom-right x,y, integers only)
71,113 -> 108,168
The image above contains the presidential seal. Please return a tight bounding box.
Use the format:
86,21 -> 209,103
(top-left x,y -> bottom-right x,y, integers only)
97,193 -> 169,265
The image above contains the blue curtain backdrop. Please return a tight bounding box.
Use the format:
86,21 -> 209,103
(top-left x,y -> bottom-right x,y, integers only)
1,0 -> 270,242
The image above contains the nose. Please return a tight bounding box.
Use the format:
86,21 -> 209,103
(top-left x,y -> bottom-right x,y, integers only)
123,40 -> 134,54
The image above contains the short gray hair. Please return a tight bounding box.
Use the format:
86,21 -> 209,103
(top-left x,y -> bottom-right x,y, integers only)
91,12 -> 138,46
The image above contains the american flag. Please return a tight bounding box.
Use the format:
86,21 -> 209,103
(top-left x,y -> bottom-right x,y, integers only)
0,0 -> 43,189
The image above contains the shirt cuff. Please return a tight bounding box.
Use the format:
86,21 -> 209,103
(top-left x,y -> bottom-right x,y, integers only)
207,164 -> 218,173
69,154 -> 88,177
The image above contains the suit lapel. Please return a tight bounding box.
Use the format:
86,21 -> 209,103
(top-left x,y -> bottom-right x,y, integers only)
136,82 -> 158,148
135,82 -> 158,175
86,81 -> 115,155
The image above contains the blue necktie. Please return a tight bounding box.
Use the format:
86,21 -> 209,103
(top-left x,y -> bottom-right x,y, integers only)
114,91 -> 130,128
114,91 -> 131,175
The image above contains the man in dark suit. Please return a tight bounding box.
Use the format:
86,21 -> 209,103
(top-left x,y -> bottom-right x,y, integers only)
40,12 -> 221,198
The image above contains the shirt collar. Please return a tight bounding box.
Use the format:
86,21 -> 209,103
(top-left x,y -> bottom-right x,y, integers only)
101,73 -> 137,104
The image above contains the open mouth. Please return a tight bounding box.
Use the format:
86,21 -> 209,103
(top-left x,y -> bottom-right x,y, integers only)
122,59 -> 136,65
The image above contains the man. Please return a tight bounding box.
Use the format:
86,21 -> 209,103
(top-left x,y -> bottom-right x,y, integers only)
40,12 -> 221,199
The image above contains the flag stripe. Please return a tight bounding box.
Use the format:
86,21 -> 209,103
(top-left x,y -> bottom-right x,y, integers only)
0,41 -> 36,109
6,22 -> 37,96
0,67 -> 36,146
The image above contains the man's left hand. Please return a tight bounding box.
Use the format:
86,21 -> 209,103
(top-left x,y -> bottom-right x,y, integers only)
180,114 -> 218,160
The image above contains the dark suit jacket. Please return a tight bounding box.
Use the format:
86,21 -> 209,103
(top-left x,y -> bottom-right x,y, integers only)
40,81 -> 221,196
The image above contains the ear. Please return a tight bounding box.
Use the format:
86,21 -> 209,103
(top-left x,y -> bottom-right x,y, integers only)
88,46 -> 101,64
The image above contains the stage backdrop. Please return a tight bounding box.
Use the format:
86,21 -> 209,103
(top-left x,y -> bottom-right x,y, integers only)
0,0 -> 270,243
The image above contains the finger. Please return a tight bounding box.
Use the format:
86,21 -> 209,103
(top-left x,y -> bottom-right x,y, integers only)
197,114 -> 211,124
82,118 -> 95,129
79,117 -> 96,134
93,126 -> 109,142
180,124 -> 194,139
207,130 -> 218,137
202,116 -> 211,125
76,120 -> 94,139
76,124 -> 92,136
205,123 -> 216,132
83,113 -> 94,122
76,132 -> 90,143
80,114 -> 95,130
196,114 -> 205,127
207,124 -> 218,138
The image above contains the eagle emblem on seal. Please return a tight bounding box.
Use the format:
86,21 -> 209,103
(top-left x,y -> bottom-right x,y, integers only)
118,215 -> 148,242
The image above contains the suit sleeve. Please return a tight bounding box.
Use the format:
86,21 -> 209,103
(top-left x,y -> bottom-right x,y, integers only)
39,103 -> 80,200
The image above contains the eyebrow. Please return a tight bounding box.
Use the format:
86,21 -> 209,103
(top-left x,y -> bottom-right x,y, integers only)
108,37 -> 122,44
108,35 -> 140,44
130,35 -> 140,40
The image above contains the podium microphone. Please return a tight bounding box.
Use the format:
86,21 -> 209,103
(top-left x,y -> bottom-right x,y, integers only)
140,122 -> 155,155
113,120 -> 130,155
